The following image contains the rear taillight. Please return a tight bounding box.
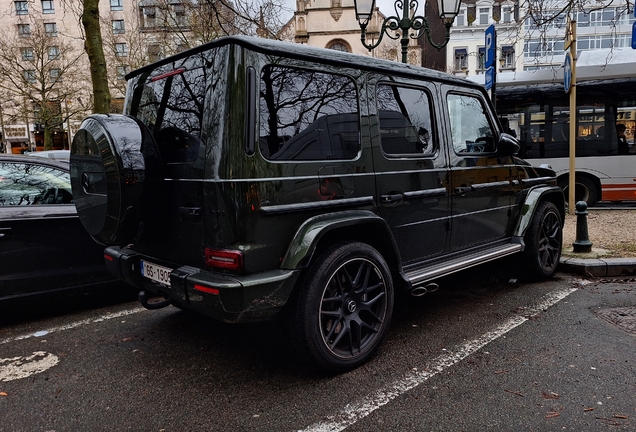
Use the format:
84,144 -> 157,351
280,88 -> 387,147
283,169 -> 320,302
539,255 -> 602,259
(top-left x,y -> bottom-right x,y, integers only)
204,248 -> 244,270
194,284 -> 220,295
104,254 -> 114,262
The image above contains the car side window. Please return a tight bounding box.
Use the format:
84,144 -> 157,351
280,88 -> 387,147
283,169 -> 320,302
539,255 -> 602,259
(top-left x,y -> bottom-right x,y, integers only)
259,66 -> 360,161
377,84 -> 435,156
0,162 -> 72,206
447,93 -> 496,154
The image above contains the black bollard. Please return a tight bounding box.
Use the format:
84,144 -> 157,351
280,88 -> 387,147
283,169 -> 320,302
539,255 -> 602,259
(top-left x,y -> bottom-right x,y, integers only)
572,201 -> 593,253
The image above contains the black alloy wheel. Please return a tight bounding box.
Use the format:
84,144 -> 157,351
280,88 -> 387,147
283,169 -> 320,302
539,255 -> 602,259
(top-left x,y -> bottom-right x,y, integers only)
293,241 -> 394,372
523,201 -> 563,280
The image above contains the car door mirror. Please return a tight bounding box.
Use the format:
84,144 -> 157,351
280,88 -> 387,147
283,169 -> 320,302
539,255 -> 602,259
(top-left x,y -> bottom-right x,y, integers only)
498,133 -> 520,156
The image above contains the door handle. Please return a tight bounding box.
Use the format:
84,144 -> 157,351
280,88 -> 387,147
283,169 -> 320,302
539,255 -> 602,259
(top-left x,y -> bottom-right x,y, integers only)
380,194 -> 403,204
454,186 -> 473,194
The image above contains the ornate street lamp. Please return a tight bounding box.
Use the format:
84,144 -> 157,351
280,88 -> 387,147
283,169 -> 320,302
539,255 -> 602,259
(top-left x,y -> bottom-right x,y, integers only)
354,0 -> 462,64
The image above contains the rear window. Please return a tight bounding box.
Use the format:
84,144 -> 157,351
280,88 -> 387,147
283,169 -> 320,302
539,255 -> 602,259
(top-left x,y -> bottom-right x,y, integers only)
259,66 -> 360,161
129,65 -> 207,163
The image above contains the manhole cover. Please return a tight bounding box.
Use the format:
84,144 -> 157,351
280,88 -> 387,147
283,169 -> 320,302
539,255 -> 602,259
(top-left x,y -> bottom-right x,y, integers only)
594,307 -> 636,336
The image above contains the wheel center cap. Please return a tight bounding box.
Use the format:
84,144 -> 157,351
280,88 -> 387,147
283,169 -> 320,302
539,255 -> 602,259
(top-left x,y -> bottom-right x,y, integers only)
346,300 -> 357,313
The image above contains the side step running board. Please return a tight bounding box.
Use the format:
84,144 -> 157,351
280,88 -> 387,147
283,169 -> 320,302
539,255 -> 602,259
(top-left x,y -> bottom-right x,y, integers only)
405,243 -> 523,287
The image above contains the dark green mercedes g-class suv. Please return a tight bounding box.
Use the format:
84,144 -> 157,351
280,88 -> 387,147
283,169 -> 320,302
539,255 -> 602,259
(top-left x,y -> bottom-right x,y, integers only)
70,36 -> 564,372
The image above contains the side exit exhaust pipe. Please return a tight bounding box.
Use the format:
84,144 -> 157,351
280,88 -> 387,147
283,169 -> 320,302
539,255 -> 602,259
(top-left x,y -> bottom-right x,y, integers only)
138,290 -> 172,310
411,283 -> 440,297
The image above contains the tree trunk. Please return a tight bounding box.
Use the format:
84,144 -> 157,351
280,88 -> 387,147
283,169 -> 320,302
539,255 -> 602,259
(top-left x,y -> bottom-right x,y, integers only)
44,126 -> 53,150
82,0 -> 111,113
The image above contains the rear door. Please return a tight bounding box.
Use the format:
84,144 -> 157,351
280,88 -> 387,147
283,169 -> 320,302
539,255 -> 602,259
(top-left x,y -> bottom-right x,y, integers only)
371,79 -> 450,264
442,87 -> 516,250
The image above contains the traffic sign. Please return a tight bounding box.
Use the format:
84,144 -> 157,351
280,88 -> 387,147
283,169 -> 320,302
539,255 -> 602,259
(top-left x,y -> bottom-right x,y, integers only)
485,66 -> 494,91
632,22 -> 636,49
485,25 -> 496,69
564,53 -> 572,92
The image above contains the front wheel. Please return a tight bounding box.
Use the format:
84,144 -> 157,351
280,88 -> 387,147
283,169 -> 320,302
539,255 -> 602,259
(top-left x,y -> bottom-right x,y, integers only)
291,241 -> 394,372
522,201 -> 563,280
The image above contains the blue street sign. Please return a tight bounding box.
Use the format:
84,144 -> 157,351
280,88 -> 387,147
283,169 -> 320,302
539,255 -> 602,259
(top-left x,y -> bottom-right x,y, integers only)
485,25 -> 496,69
485,66 -> 494,91
632,22 -> 636,49
564,53 -> 572,92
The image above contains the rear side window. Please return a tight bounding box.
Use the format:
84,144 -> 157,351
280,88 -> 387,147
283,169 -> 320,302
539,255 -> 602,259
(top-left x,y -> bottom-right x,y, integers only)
259,66 -> 360,161
447,93 -> 496,154
377,84 -> 435,156
131,66 -> 207,163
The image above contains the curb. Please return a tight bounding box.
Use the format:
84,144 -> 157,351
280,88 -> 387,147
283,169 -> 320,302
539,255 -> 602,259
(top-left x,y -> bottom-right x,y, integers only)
559,257 -> 636,278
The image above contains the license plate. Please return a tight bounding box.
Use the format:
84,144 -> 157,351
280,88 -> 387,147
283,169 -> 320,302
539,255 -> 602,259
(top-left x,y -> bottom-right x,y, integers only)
140,260 -> 172,287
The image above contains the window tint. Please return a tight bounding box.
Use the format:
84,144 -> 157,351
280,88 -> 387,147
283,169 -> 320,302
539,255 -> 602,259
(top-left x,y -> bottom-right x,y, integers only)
377,84 -> 435,156
259,66 -> 359,161
447,93 -> 496,154
0,162 -> 72,206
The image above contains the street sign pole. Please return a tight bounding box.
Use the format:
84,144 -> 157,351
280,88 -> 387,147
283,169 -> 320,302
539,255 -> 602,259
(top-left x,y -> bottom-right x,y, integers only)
566,17 -> 577,215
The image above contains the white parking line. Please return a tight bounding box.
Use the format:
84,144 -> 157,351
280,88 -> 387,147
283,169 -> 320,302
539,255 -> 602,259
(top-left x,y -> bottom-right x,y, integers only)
299,287 -> 578,432
0,307 -> 145,345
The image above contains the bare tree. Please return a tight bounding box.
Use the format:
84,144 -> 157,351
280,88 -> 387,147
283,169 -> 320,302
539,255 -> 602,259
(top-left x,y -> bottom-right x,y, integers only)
0,15 -> 91,150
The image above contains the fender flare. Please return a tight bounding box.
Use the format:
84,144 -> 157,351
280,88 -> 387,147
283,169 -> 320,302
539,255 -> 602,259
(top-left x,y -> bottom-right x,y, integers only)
513,185 -> 565,239
281,210 -> 398,270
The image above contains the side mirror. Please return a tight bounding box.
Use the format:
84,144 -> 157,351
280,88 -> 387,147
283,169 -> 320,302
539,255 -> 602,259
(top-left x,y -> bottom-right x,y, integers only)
498,133 -> 520,156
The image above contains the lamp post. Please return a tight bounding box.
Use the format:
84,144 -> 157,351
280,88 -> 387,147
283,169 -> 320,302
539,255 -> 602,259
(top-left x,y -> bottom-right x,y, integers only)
354,0 -> 462,64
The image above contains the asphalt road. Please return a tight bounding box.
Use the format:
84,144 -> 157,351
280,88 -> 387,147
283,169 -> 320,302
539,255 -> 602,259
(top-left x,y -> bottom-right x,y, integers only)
1,269 -> 634,432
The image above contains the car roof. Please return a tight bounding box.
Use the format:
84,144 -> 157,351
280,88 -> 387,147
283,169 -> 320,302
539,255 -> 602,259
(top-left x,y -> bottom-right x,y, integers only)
128,36 -> 479,91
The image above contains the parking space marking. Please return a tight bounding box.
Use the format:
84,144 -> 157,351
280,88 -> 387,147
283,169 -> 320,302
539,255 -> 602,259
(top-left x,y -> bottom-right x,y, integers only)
0,307 -> 145,345
299,287 -> 578,432
0,351 -> 60,382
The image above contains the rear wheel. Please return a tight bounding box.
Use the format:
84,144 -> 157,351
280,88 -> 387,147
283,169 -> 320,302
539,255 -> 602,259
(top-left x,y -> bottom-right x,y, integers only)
291,241 -> 394,372
523,201 -> 563,280
559,175 -> 599,206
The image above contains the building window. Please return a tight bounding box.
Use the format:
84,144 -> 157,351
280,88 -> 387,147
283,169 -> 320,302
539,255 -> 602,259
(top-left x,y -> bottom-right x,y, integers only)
454,48 -> 468,71
24,70 -> 36,83
45,22 -> 57,37
42,0 -> 54,14
141,5 -> 156,28
50,68 -> 61,82
455,9 -> 465,26
477,47 -> 485,71
148,44 -> 161,62
116,65 -> 129,80
502,6 -> 512,23
479,8 -> 489,25
21,47 -> 34,60
115,43 -> 128,57
112,19 -> 125,34
110,0 -> 123,11
15,1 -> 28,15
501,46 -> 515,69
18,24 -> 31,36
48,46 -> 60,60
327,40 -> 351,52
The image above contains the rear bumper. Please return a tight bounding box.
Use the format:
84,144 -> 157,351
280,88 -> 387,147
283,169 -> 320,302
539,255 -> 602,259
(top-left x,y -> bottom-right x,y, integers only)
104,246 -> 301,323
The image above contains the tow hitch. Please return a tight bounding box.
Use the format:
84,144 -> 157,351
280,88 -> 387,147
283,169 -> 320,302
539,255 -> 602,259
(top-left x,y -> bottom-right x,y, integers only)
138,290 -> 172,310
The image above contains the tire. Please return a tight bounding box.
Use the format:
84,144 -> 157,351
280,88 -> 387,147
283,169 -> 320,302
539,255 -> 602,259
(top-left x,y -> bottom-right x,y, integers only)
522,201 -> 563,280
559,176 -> 599,206
291,241 -> 394,372
70,115 -> 162,245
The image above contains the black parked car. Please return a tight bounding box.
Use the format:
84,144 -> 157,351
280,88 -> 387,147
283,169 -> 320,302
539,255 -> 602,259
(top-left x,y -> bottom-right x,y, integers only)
0,154 -> 117,301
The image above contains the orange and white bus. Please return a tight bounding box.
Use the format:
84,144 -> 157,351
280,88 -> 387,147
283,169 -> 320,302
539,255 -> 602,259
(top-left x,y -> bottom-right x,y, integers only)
472,48 -> 636,205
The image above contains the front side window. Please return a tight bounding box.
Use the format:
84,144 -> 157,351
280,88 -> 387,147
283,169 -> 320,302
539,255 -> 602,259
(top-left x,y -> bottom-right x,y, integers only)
447,93 -> 496,154
259,66 -> 359,161
0,162 -> 72,206
15,1 -> 28,15
376,84 -> 435,156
